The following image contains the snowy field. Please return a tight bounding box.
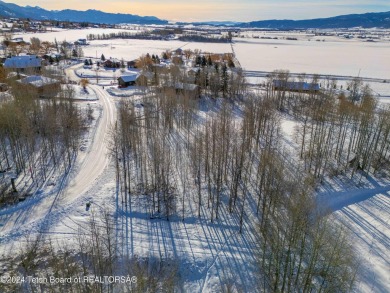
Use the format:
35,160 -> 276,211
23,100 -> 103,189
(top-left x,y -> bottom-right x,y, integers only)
15,28 -> 389,97
14,28 -> 390,80
234,38 -> 390,80
14,27 -> 140,42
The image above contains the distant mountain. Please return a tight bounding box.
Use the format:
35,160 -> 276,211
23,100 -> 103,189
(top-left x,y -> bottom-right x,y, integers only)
246,11 -> 390,29
0,1 -> 168,25
178,21 -> 241,27
1,1 -> 389,29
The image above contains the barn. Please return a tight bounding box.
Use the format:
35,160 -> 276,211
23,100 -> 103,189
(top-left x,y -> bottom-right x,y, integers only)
117,74 -> 138,87
273,80 -> 320,92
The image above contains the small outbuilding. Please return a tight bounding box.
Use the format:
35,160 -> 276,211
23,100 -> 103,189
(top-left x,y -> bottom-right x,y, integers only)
117,74 -> 138,87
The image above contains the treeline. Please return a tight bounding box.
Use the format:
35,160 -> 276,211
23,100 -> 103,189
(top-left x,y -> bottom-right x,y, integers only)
87,32 -> 165,41
0,82 -> 86,206
178,34 -> 232,43
86,32 -> 232,43
267,71 -> 390,180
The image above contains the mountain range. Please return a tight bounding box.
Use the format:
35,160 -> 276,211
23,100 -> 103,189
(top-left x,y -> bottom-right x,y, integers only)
0,1 -> 168,25
0,1 -> 389,28
246,11 -> 390,29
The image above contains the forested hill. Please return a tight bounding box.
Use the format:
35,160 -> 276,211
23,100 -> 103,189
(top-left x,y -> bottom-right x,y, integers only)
245,11 -> 390,29
183,11 -> 390,29
0,1 -> 168,25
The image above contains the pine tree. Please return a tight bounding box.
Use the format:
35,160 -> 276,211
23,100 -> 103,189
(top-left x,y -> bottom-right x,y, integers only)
207,55 -> 213,66
201,56 -> 207,67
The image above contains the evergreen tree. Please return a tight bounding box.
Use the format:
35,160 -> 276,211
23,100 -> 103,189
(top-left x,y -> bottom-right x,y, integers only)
207,55 -> 213,66
201,55 -> 207,67
101,54 -> 106,61
195,55 -> 202,66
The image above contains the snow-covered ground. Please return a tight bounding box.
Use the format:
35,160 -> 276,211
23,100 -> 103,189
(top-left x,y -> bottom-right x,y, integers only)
107,86 -> 149,97
336,192 -> 390,293
316,178 -> 390,293
62,84 -> 98,101
0,29 -> 389,292
234,37 -> 390,80
247,76 -> 390,100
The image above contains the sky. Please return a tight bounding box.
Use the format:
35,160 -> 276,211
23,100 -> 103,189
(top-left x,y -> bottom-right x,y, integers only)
4,0 -> 390,22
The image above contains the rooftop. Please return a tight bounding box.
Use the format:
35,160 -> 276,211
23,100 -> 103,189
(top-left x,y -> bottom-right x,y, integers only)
19,75 -> 59,87
4,55 -> 41,69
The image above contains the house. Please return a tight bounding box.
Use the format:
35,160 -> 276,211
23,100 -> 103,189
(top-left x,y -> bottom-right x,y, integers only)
10,37 -> 25,44
104,58 -> 121,68
163,82 -> 200,99
18,75 -> 61,97
4,55 -> 41,73
127,60 -> 138,68
75,38 -> 87,45
174,48 -> 183,55
42,52 -> 62,63
136,72 -> 154,86
118,72 -> 153,88
272,80 -> 320,93
117,74 -> 138,87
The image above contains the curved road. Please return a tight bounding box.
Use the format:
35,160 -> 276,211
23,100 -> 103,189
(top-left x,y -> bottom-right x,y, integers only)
0,64 -> 116,244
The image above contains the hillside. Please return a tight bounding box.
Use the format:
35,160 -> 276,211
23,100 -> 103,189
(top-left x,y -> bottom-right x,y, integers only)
246,11 -> 390,29
0,1 -> 168,24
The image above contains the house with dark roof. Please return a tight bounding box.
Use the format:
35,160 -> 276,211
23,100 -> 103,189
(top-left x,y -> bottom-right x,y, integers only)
117,74 -> 138,87
118,72 -> 153,88
104,58 -> 121,68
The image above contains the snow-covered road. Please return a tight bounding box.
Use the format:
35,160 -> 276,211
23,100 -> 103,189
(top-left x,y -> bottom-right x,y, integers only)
0,66 -> 116,247
63,84 -> 116,203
